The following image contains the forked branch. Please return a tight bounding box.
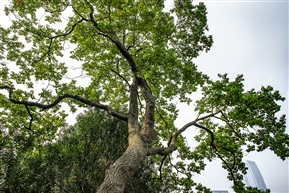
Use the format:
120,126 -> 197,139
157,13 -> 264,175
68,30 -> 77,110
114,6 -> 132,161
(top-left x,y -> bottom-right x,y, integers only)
148,110 -> 238,184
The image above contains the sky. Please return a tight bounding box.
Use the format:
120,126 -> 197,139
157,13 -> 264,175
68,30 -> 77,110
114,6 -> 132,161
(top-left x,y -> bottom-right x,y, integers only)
174,1 -> 288,192
1,0 -> 288,192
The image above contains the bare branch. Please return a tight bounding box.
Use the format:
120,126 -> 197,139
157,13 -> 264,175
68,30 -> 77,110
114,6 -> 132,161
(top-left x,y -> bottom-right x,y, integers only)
0,85 -> 128,122
213,147 -> 237,185
158,154 -> 168,181
24,105 -> 33,130
219,111 -> 243,139
31,17 -> 87,64
110,69 -> 130,88
169,156 -> 190,176
44,3 -> 70,13
172,111 -> 220,142
72,5 -> 88,21
193,122 -> 215,148
155,106 -> 169,135
184,122 -> 238,184
182,115 -> 238,185
196,110 -> 221,121
85,0 -> 102,32
49,18 -> 87,39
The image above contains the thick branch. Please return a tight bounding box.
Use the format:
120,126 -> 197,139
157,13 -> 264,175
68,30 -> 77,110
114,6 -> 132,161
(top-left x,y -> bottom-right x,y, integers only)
127,78 -> 139,135
112,37 -> 139,73
0,85 -> 128,122
139,80 -> 155,145
147,145 -> 177,156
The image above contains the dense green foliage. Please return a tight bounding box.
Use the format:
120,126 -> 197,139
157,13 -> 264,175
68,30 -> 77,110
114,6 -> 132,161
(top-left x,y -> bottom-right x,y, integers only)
0,109 -> 158,192
0,0 -> 288,192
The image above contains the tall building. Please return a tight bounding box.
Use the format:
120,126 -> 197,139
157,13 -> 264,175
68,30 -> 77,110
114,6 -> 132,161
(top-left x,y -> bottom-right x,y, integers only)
244,160 -> 267,191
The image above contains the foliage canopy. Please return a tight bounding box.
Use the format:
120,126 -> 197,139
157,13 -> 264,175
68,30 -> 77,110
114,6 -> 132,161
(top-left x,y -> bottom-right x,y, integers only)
0,0 -> 288,192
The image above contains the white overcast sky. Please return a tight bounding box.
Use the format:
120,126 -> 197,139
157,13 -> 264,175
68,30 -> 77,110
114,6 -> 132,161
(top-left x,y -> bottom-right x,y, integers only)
174,1 -> 288,192
1,0 -> 288,192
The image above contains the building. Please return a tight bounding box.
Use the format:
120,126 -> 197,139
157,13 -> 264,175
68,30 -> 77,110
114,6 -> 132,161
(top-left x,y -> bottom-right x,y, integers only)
244,160 -> 267,191
212,160 -> 267,193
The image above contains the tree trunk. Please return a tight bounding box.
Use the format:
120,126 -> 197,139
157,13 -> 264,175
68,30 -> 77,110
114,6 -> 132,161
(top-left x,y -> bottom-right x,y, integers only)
97,133 -> 147,193
96,41 -> 155,192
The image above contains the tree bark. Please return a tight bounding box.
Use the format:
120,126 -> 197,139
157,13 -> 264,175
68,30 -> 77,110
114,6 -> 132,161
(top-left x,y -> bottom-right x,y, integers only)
97,77 -> 150,193
97,133 -> 147,193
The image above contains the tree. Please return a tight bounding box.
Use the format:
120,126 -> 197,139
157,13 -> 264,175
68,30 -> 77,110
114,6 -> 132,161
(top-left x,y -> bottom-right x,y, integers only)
0,108 -> 158,193
0,0 -> 288,192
